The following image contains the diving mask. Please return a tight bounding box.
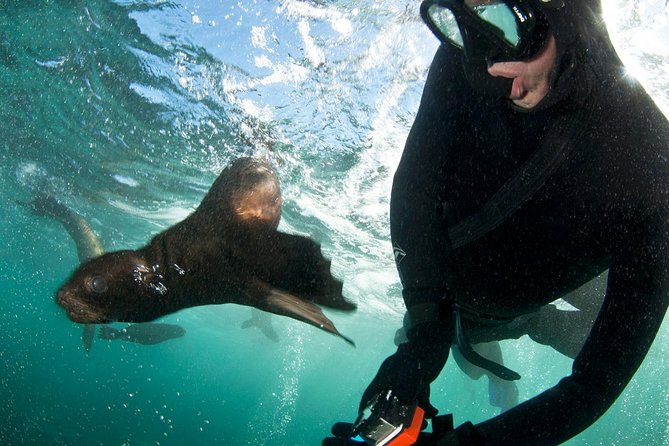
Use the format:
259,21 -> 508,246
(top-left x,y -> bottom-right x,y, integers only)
420,0 -> 550,64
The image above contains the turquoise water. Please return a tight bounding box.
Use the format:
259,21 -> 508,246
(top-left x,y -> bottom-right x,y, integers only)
1,1 -> 668,444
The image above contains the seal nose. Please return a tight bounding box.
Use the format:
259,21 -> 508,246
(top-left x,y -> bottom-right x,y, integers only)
54,289 -> 86,322
56,288 -> 67,306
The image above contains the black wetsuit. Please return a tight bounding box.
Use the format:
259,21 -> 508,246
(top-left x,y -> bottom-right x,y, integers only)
390,19 -> 669,446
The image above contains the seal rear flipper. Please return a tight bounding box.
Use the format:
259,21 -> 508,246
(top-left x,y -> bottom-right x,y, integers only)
23,193 -> 104,262
240,317 -> 280,342
20,193 -> 70,221
82,324 -> 95,353
261,288 -> 355,346
261,325 -> 280,343
98,325 -> 120,341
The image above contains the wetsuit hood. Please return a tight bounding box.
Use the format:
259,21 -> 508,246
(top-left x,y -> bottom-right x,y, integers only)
530,0 -> 619,110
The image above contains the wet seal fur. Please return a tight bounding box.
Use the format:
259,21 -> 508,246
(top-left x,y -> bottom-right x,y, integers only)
56,157 -> 356,344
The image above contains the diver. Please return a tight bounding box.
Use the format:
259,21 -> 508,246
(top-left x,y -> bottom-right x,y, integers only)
324,0 -> 669,444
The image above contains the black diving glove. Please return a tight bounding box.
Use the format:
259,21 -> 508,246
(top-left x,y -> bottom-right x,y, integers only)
323,317 -> 451,446
360,303 -> 453,412
357,341 -> 441,418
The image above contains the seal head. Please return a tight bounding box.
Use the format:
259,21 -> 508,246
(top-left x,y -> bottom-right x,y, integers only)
56,250 -> 170,323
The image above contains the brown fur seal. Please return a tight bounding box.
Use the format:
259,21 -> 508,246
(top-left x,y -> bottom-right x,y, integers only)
56,157 -> 356,344
26,193 -> 103,352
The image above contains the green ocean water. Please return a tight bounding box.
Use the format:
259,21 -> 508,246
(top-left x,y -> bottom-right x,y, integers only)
0,1 -> 667,445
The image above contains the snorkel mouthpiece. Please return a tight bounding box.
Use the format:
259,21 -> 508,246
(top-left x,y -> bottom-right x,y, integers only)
463,58 -> 515,99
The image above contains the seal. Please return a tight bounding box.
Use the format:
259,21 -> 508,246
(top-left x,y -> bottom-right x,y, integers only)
56,157 -> 356,344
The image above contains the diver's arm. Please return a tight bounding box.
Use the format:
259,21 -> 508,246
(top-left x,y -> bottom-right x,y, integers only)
387,185 -> 454,399
383,44 -> 467,398
379,183 -> 453,408
390,43 -> 466,298
458,224 -> 669,445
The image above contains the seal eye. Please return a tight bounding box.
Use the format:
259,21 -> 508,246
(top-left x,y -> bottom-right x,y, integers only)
87,275 -> 108,294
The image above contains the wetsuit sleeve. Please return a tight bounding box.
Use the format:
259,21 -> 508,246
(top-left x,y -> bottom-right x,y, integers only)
389,44 -> 471,384
467,218 -> 669,445
391,44 -> 469,298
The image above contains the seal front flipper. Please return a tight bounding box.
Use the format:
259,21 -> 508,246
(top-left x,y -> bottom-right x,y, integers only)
265,289 -> 355,346
233,227 -> 356,312
247,279 -> 355,345
82,324 -> 95,352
